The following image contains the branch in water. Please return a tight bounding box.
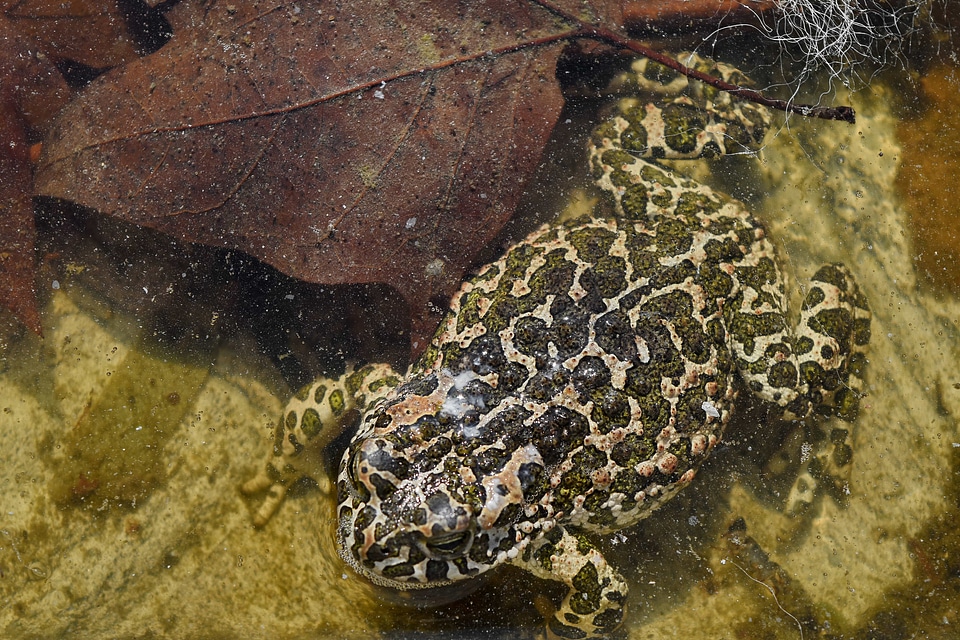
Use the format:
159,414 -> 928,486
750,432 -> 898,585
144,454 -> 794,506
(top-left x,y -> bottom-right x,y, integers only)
531,0 -> 857,124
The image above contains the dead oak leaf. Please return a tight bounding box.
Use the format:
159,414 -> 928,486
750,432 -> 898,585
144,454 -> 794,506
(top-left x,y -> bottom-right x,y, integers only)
0,14 -> 70,333
0,0 -> 145,334
2,0 -> 138,68
36,0 -> 620,350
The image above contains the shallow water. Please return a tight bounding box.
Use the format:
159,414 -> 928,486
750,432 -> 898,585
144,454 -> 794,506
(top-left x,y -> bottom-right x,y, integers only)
2,42 -> 960,640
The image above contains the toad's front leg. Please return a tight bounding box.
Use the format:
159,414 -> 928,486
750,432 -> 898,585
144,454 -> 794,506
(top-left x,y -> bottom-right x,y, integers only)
241,363 -> 402,526
513,526 -> 628,639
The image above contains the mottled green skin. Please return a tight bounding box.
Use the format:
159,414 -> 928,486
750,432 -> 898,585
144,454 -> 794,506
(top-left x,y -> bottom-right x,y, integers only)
244,54 -> 871,639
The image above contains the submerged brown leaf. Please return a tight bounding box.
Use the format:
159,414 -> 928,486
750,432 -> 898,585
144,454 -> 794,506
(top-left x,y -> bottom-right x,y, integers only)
0,14 -> 70,333
35,1 -> 587,349
0,0 -> 139,334
2,0 -> 138,68
0,97 -> 38,333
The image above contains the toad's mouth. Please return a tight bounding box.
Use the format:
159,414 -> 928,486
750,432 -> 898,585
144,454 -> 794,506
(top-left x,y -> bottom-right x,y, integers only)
335,503 -> 480,592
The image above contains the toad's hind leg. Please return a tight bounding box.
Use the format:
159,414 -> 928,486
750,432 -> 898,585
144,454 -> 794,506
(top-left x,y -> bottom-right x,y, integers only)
783,264 -> 871,512
728,262 -> 870,420
793,264 -> 871,421
730,262 -> 871,512
241,363 -> 401,526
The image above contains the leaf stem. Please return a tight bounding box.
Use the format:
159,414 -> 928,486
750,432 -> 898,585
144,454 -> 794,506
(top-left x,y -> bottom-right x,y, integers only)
531,0 -> 857,123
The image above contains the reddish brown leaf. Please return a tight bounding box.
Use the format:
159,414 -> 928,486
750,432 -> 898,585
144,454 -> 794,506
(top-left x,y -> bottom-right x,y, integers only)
0,105 -> 38,333
35,0 -> 589,350
622,0 -> 775,31
2,0 -> 138,68
31,0 -> 860,351
0,15 -> 70,333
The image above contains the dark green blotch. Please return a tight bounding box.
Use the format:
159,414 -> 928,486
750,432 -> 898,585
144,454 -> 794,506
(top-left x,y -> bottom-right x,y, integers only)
794,335 -> 815,356
581,256 -> 628,301
811,264 -> 850,290
804,285 -> 826,309
590,119 -> 620,149
571,356 -> 610,394
655,218 -> 694,256
641,164 -> 676,189
329,388 -> 346,416
594,310 -> 635,361
661,102 -> 705,154
493,502 -> 521,528
530,407 -> 589,467
548,618 -> 587,640
425,559 -> 449,582
591,605 -> 624,631
534,541 -> 556,572
570,562 -> 602,614
854,317 -> 871,347
549,295 -> 590,358
365,445 -> 411,480
642,60 -> 681,84
300,407 -> 322,439
525,367 -> 570,404
610,433 -> 652,468
848,352 -> 868,379
620,123 -> 649,153
529,250 -> 577,304
518,462 -> 547,500
513,316 -> 549,358
369,473 -> 397,500
799,360 -> 826,390
767,361 -> 799,390
809,308 -> 853,348
568,226 -> 616,264
556,447 -> 607,511
703,237 -> 744,264
312,384 -> 327,403
621,183 -> 649,218
834,388 -> 860,422
590,388 -> 630,434
382,562 -> 415,579
736,257 -> 779,290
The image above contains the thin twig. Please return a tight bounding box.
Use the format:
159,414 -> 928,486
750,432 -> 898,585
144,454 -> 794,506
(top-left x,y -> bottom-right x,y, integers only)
532,0 -> 857,123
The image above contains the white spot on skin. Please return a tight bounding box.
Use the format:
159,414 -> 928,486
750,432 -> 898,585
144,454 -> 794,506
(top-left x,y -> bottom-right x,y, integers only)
440,369 -> 485,419
656,426 -> 678,452
701,400 -> 720,418
636,336 -> 651,363
591,466 -> 612,487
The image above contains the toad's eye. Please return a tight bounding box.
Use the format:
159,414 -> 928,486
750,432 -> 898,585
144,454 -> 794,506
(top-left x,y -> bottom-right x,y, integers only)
351,449 -> 366,480
343,449 -> 372,503
426,530 -> 471,557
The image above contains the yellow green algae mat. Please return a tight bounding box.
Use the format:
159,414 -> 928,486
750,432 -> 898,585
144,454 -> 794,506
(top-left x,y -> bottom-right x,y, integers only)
2,86 -> 960,639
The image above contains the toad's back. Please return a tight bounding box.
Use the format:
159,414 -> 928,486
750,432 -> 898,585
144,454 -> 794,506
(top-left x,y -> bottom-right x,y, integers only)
339,180 -> 781,579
